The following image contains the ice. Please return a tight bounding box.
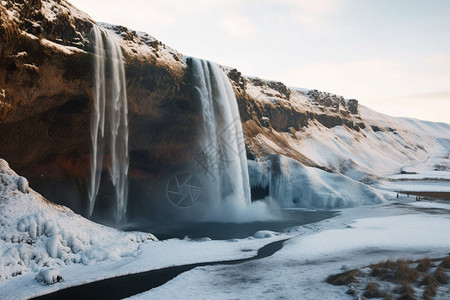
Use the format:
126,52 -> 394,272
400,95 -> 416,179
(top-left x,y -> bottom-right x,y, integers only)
17,176 -> 29,194
248,155 -> 385,208
88,25 -> 129,224
0,159 -> 156,282
407,201 -> 450,210
253,230 -> 278,239
35,268 -> 63,285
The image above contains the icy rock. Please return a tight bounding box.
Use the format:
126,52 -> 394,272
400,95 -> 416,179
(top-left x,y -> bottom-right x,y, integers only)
46,235 -> 63,259
35,268 -> 63,285
248,155 -> 385,209
253,230 -> 278,239
17,176 -> 29,194
340,264 -> 350,271
0,158 -> 9,172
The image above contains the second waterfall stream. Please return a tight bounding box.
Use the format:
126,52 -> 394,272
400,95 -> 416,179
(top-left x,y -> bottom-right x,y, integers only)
188,58 -> 251,211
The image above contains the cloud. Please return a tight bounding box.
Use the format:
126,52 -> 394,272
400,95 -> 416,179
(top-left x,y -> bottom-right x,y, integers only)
276,55 -> 450,123
407,90 -> 450,100
220,13 -> 257,39
268,0 -> 348,29
278,54 -> 450,99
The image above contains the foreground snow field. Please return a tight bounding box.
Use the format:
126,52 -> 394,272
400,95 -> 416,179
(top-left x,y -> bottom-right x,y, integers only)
130,199 -> 450,300
0,159 -> 287,299
1,153 -> 450,299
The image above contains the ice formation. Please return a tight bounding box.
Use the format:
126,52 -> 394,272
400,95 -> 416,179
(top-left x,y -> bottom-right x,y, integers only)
88,26 -> 129,224
0,159 -> 155,282
248,155 -> 385,208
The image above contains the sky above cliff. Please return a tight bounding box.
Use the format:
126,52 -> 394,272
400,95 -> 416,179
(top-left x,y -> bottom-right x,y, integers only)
70,0 -> 450,123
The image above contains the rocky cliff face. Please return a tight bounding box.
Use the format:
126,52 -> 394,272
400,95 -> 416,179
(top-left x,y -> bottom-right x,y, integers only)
1,0 -> 447,218
0,0 -> 201,217
225,67 -> 364,167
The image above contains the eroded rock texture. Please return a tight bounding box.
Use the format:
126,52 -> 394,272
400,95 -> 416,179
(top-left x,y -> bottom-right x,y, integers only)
0,0 -> 200,218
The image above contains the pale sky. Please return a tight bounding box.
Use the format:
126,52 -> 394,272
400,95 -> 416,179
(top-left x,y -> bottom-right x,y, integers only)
70,0 -> 450,123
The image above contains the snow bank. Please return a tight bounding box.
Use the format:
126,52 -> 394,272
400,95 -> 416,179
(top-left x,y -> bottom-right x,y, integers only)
407,201 -> 450,210
249,155 -> 384,209
35,268 -> 63,285
0,159 -> 156,282
253,230 -> 279,239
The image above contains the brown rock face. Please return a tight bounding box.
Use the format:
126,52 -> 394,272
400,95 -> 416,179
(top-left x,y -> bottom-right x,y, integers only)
0,0 -> 201,219
0,0 -> 369,222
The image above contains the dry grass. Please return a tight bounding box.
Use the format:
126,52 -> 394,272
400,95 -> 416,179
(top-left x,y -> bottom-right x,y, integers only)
369,259 -> 397,270
326,270 -> 360,286
439,256 -> 450,269
393,260 -> 420,284
393,283 -> 415,300
328,256 -> 450,299
369,259 -> 397,279
421,274 -> 439,300
416,258 -> 432,273
433,266 -> 448,284
363,282 -> 386,298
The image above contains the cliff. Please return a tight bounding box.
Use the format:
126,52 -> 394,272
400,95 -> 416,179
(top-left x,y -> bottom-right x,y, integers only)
1,0 -> 449,218
0,0 -> 202,216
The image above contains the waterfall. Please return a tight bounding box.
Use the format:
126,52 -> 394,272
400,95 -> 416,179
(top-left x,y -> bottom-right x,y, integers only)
89,26 -> 129,224
189,58 -> 251,208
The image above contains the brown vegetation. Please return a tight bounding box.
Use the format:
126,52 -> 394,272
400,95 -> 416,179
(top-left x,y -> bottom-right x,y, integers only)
328,256 -> 450,300
363,282 -> 386,298
416,258 -> 432,273
439,256 -> 450,269
393,260 -> 420,284
393,283 -> 415,300
433,266 -> 448,284
326,270 -> 360,286
421,274 -> 439,299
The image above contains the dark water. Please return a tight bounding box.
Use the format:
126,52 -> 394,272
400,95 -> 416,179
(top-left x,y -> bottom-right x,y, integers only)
33,210 -> 337,300
126,210 -> 337,240
32,239 -> 289,300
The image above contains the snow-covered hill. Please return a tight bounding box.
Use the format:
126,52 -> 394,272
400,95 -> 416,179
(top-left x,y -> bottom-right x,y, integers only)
230,74 -> 450,208
0,159 -> 156,283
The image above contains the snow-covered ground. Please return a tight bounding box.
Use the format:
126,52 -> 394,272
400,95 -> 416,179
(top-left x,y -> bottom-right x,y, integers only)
0,159 -> 287,299
0,101 -> 449,298
129,199 -> 450,300
1,154 -> 450,299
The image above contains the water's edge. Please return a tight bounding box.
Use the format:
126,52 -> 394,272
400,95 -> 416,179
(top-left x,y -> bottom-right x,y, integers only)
32,239 -> 289,300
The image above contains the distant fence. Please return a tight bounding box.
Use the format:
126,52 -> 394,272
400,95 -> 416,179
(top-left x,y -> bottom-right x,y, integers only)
395,190 -> 450,200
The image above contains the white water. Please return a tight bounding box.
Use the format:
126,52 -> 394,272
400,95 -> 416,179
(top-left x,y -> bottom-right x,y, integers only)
89,26 -> 129,224
189,58 -> 251,209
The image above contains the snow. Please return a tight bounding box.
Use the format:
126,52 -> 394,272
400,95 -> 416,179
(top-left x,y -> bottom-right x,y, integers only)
379,180 -> 450,193
1,154 -> 450,299
0,159 -> 156,283
248,155 -> 385,208
17,176 -> 29,194
129,199 -> 450,300
35,268 -> 63,285
39,38 -> 85,55
253,230 -> 279,239
244,87 -> 449,209
387,171 -> 450,180
407,200 -> 450,210
0,159 -> 288,299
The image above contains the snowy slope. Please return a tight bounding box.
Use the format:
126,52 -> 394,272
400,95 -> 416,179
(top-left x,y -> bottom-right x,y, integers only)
248,156 -> 384,208
239,78 -> 450,208
0,159 -> 156,283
